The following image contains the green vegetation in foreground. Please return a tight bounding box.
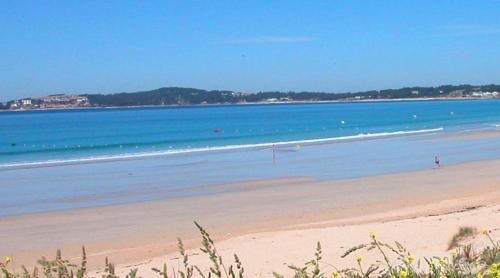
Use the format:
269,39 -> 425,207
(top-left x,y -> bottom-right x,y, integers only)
1,224 -> 499,278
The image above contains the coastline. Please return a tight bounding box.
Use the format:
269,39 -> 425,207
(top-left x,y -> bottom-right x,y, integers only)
1,96 -> 496,113
3,159 -> 499,273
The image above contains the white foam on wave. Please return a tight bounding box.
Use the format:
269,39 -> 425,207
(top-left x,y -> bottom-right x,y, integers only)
0,127 -> 443,169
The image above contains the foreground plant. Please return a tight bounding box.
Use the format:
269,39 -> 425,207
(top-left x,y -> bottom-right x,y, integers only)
1,225 -> 498,278
272,227 -> 499,278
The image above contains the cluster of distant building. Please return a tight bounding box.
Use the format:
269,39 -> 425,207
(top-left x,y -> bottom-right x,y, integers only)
263,97 -> 293,102
448,90 -> 499,98
5,94 -> 90,110
470,91 -> 499,98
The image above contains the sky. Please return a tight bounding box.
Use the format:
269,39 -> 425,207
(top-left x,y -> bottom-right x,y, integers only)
1,1 -> 500,101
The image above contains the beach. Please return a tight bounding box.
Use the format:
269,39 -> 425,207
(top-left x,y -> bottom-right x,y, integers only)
2,158 -> 499,275
1,101 -> 499,276
4,3 -> 500,276
107,203 -> 500,277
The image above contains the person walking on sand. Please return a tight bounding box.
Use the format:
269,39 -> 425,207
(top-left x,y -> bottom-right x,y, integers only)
434,154 -> 440,168
272,144 -> 276,163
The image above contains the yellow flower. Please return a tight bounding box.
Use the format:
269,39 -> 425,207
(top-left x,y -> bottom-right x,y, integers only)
450,250 -> 457,258
332,271 -> 340,278
356,256 -> 363,263
430,258 -> 439,269
369,231 -> 377,240
476,273 -> 484,278
400,270 -> 408,278
487,263 -> 499,275
407,255 -> 414,264
439,258 -> 447,267
4,256 -> 11,263
483,229 -> 491,235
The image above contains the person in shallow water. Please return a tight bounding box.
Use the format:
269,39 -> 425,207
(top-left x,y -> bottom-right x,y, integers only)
434,154 -> 440,168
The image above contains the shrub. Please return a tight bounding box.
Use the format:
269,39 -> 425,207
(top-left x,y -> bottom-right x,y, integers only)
1,225 -> 499,278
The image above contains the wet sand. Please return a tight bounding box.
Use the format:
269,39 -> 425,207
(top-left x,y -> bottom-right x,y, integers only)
441,130 -> 500,140
422,130 -> 500,141
2,159 -> 500,274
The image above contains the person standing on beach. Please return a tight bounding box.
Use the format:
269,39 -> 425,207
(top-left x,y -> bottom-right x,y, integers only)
272,144 -> 276,163
434,154 -> 440,168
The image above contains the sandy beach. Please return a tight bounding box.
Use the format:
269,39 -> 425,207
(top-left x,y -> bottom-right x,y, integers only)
105,204 -> 500,277
2,159 -> 499,276
3,3 -> 500,277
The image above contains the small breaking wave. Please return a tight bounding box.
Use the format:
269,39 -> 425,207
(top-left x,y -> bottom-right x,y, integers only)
0,127 -> 443,169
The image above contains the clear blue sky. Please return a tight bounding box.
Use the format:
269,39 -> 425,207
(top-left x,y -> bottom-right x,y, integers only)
2,1 -> 500,101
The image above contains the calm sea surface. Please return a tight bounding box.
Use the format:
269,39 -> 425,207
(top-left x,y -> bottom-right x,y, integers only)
1,100 -> 499,167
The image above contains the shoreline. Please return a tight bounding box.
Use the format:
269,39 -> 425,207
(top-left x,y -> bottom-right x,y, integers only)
0,127 -> 444,170
1,97 -> 496,113
2,159 -> 499,273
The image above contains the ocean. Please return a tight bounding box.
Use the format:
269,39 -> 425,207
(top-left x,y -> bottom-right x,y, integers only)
1,99 -> 499,215
1,99 -> 499,168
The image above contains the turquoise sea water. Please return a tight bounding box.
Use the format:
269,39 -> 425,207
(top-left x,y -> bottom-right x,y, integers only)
1,99 -> 499,216
1,100 -> 499,167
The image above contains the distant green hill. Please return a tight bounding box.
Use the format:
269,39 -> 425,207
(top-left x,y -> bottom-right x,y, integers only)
82,84 -> 500,107
83,87 -> 237,106
2,84 -> 499,109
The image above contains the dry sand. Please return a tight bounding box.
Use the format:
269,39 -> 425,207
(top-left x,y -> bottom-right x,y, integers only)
2,160 -> 500,276
105,204 -> 500,277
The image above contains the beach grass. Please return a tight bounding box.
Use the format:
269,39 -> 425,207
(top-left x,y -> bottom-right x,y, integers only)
447,226 -> 477,251
1,225 -> 499,278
